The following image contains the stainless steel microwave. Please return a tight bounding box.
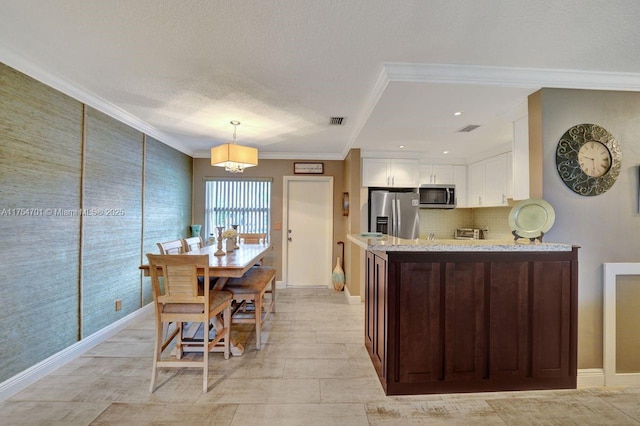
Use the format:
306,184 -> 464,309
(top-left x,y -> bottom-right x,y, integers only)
419,184 -> 456,208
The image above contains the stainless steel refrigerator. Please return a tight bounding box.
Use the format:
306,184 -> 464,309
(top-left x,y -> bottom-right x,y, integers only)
369,190 -> 420,239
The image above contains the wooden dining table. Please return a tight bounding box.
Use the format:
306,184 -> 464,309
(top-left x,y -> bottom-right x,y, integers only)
140,242 -> 272,356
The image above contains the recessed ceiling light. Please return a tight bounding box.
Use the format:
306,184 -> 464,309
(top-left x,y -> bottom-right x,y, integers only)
454,111 -> 463,116
399,145 -> 405,149
443,150 -> 450,154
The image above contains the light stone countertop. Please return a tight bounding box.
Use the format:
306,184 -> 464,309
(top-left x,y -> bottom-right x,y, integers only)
347,233 -> 574,252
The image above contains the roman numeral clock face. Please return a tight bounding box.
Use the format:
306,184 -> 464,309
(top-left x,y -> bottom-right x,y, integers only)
578,141 -> 611,177
555,124 -> 621,196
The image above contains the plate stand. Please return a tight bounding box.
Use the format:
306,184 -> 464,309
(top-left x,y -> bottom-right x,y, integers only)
512,230 -> 544,243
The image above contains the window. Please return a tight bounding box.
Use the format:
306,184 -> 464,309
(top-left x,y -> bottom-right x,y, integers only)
204,178 -> 272,239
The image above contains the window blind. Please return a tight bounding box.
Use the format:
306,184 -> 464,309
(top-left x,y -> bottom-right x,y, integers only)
204,178 -> 271,239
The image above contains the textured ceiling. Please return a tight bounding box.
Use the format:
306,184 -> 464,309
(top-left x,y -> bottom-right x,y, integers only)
1,0 -> 640,161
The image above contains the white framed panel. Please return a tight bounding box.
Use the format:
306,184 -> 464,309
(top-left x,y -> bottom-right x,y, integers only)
603,263 -> 640,386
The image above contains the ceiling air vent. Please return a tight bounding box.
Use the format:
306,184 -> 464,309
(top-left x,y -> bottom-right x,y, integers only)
330,117 -> 345,125
457,124 -> 480,133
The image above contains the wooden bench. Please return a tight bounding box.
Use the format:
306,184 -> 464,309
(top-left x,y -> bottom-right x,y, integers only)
224,266 -> 276,350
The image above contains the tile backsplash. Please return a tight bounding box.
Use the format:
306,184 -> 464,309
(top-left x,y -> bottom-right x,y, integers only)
418,208 -> 472,239
472,207 -> 513,240
418,206 -> 512,240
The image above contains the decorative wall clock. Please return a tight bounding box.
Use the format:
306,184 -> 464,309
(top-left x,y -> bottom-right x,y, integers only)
555,123 -> 621,196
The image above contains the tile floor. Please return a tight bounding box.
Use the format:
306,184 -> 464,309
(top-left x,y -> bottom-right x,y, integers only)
1,288 -> 639,425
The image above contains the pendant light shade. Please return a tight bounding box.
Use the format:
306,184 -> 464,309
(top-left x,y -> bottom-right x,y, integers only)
210,121 -> 258,173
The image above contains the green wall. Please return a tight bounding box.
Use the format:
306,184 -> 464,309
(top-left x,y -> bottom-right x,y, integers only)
142,136 -> 193,305
0,62 -> 83,379
0,62 -> 192,382
82,107 -> 144,336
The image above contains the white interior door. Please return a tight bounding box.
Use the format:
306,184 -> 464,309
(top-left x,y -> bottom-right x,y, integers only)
283,176 -> 333,287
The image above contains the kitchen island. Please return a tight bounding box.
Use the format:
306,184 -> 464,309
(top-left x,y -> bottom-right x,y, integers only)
348,234 -> 578,395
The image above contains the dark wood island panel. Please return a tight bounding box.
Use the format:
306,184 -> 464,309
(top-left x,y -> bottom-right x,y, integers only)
364,248 -> 578,395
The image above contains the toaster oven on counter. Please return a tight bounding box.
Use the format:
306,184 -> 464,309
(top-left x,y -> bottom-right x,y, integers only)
455,228 -> 481,240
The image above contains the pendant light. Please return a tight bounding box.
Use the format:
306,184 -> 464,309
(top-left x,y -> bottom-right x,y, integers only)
210,121 -> 258,173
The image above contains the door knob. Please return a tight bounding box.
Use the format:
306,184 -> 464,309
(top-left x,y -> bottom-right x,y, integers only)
288,237 -> 292,241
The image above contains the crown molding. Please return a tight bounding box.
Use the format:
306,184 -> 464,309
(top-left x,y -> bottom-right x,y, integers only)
192,150 -> 343,161
0,43 -> 194,157
7,41 -> 640,163
341,66 -> 391,159
258,152 -> 344,161
361,150 -> 425,160
361,150 -> 467,164
383,62 -> 640,91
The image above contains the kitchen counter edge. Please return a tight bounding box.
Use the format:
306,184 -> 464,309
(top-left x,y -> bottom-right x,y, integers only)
347,234 -> 574,252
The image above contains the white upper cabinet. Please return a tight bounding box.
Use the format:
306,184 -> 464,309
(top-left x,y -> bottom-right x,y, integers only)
512,115 -> 529,200
483,154 -> 508,206
362,158 -> 419,187
362,158 -> 390,187
420,164 -> 466,206
467,153 -> 511,207
453,165 -> 467,208
467,161 -> 485,207
506,151 -> 514,199
419,164 -> 455,185
391,159 -> 420,187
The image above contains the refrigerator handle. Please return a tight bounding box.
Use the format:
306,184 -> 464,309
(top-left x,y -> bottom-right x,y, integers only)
395,198 -> 401,237
391,199 -> 397,237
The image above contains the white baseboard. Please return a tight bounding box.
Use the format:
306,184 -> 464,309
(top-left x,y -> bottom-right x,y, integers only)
276,280 -> 285,289
577,368 -> 605,388
344,284 -> 362,305
0,303 -> 154,402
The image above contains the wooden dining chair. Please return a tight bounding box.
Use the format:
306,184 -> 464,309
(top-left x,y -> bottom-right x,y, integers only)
182,236 -> 204,252
157,239 -> 185,254
239,233 -> 267,266
239,233 -> 266,244
182,235 -> 218,289
146,253 -> 232,393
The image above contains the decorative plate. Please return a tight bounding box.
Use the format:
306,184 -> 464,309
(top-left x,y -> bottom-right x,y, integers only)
508,198 -> 556,239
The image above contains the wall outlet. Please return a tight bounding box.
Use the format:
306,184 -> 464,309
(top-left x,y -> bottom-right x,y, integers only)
115,299 -> 122,311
